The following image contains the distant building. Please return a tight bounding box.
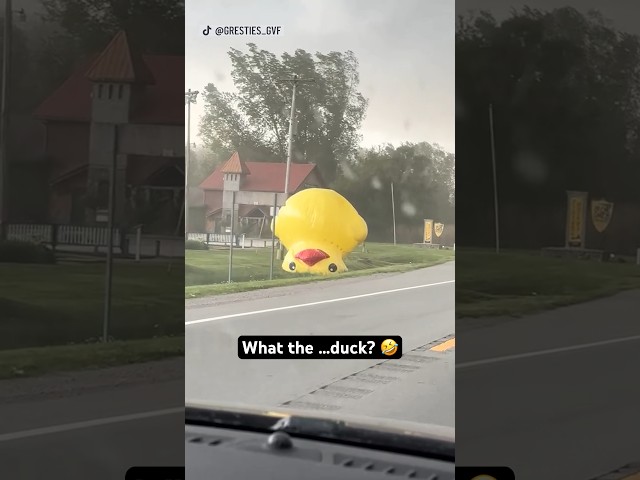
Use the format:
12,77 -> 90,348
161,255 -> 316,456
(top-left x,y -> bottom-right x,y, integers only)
34,31 -> 184,235
196,152 -> 325,235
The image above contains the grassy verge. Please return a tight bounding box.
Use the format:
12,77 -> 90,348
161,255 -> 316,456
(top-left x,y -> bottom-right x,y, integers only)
456,248 -> 640,318
1,260 -> 183,349
0,336 -> 184,380
186,243 -> 454,298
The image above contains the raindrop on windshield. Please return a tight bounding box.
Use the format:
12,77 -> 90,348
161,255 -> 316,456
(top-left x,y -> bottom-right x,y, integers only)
401,202 -> 417,216
513,151 -> 548,185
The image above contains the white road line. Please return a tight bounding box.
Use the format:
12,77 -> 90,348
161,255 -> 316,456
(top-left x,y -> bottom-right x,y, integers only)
186,279 -> 455,326
0,407 -> 183,443
456,334 -> 640,369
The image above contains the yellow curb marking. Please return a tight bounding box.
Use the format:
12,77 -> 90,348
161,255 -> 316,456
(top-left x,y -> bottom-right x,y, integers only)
430,338 -> 455,352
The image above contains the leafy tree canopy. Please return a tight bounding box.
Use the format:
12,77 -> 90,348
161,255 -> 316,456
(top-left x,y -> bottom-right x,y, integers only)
456,7 -> 640,247
199,43 -> 368,184
41,0 -> 185,54
457,7 -> 640,208
334,142 -> 454,240
37,0 -> 184,96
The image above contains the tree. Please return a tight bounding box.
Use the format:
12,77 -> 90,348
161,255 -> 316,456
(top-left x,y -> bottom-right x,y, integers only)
0,23 -> 38,111
456,7 -> 640,247
38,0 -> 184,96
333,142 -> 455,241
199,44 -> 368,184
187,145 -> 224,187
41,0 -> 184,54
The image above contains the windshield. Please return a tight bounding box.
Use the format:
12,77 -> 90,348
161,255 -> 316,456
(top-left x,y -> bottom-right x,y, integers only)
184,0 -> 455,446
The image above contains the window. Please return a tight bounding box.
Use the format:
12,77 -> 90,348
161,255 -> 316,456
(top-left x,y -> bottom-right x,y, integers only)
118,85 -> 124,99
108,84 -> 113,99
98,84 -> 103,99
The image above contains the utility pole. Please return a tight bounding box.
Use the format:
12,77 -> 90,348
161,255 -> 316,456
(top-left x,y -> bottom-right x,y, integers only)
278,74 -> 314,196
228,190 -> 235,283
276,74 -> 314,259
269,193 -> 277,280
0,0 -> 13,239
185,89 -> 199,239
391,182 -> 397,245
103,125 -> 119,343
489,103 -> 500,254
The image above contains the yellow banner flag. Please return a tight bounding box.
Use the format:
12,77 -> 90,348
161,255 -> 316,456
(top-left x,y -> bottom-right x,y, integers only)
566,191 -> 587,248
424,219 -> 433,244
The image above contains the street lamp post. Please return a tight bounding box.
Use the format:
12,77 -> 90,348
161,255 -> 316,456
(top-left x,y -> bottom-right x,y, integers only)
0,2 -> 26,239
185,88 -> 199,239
0,0 -> 12,238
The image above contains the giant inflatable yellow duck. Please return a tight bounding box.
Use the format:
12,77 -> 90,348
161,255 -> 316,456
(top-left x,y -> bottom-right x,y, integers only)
273,188 -> 368,275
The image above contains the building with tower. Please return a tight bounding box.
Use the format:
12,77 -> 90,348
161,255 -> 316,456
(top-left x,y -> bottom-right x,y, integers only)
34,30 -> 184,235
196,152 -> 324,235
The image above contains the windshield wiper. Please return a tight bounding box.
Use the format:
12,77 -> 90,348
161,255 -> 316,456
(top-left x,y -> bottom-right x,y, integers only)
185,406 -> 454,462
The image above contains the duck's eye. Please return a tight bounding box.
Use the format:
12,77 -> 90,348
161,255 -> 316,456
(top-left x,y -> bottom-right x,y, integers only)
289,262 -> 296,271
328,263 -> 337,272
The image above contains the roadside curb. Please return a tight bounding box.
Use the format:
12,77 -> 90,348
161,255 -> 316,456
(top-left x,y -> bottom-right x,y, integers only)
186,259 -> 456,301
0,357 -> 185,405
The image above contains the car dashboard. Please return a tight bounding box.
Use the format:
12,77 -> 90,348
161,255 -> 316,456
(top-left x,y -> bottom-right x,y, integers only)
186,423 -> 455,480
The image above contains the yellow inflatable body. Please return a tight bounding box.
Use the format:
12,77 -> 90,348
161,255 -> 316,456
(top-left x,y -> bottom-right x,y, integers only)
273,188 -> 368,275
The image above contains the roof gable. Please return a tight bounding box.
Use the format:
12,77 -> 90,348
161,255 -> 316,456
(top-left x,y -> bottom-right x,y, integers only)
200,160 -> 321,193
85,31 -> 155,84
34,34 -> 182,124
221,152 -> 251,174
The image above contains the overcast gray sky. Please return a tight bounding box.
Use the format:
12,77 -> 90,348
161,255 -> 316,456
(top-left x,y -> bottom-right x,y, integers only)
186,0 -> 455,154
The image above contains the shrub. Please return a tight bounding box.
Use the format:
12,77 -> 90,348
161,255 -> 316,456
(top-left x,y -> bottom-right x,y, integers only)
0,240 -> 56,264
185,239 -> 208,250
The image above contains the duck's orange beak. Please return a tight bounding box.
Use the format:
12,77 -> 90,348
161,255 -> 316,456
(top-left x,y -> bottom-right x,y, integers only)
295,249 -> 329,266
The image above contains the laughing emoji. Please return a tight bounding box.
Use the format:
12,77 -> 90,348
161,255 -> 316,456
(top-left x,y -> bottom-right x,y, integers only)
381,339 -> 399,356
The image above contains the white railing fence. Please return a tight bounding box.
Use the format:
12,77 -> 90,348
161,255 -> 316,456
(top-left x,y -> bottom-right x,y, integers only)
7,223 -> 120,246
187,232 -> 278,248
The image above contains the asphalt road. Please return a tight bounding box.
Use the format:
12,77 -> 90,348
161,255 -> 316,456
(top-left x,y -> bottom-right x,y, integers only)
456,290 -> 640,480
0,361 -> 184,479
185,262 -> 455,428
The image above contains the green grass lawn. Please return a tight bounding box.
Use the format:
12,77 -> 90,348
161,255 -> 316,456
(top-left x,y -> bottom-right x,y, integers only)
0,336 -> 184,380
456,248 -> 640,318
1,260 -> 184,350
186,243 -> 454,297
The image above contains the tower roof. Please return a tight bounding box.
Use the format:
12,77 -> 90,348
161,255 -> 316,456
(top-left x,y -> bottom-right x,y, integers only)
85,30 -> 155,84
221,152 -> 251,175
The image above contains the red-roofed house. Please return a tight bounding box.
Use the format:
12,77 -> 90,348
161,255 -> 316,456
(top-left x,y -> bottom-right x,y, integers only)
197,152 -> 324,234
35,30 -> 184,234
